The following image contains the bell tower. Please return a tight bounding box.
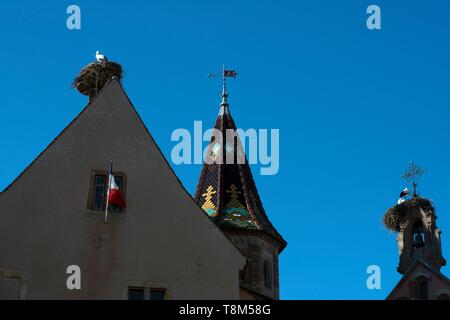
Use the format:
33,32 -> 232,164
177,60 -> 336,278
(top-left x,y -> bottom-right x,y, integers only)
195,68 -> 287,299
387,197 -> 446,274
384,163 -> 450,300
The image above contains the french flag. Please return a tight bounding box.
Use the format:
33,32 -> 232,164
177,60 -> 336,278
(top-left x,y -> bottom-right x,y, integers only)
106,160 -> 126,209
108,173 -> 126,208
105,161 -> 126,223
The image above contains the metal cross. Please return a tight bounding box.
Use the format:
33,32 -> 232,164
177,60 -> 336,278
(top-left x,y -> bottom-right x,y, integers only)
401,161 -> 427,197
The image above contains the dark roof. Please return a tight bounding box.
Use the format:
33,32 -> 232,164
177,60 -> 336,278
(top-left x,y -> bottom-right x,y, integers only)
194,91 -> 287,251
387,257 -> 450,299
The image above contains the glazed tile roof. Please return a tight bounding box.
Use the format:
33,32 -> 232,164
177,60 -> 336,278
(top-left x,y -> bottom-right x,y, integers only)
194,89 -> 287,250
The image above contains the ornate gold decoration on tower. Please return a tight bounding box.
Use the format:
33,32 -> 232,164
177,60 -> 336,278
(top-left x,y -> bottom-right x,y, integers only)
201,186 -> 217,216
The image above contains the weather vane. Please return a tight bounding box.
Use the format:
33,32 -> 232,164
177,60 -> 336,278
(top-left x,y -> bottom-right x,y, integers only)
401,161 -> 427,197
208,64 -> 237,91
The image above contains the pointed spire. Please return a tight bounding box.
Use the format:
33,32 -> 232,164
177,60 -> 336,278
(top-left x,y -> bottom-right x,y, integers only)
195,68 -> 287,251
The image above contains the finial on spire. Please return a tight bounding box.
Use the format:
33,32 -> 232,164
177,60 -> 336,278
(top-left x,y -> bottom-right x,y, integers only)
401,161 -> 427,197
209,64 -> 237,113
221,64 -> 228,106
221,64 -> 237,106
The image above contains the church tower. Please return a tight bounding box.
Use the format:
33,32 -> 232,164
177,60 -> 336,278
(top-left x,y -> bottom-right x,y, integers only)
384,164 -> 450,299
393,198 -> 446,275
195,72 -> 287,300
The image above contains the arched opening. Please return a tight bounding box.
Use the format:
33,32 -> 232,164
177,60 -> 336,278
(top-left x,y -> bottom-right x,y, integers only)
239,261 -> 251,285
437,293 -> 450,300
412,221 -> 425,248
263,260 -> 272,289
413,276 -> 429,300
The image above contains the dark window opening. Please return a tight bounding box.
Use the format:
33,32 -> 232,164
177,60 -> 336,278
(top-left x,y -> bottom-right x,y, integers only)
263,260 -> 272,289
93,175 -> 106,210
91,174 -> 125,212
149,289 -> 166,300
128,287 -> 144,300
412,221 -> 425,248
240,262 -> 251,285
414,277 -> 428,300
127,287 -> 166,300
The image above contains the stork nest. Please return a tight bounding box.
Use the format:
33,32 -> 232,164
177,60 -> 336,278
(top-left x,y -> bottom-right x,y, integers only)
73,61 -> 122,97
383,197 -> 435,232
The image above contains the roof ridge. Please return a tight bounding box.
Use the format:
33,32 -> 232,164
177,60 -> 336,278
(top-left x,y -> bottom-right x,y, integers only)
0,77 -> 116,196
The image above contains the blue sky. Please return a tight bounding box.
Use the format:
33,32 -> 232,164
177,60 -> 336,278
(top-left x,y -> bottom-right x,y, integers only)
1,0 -> 450,299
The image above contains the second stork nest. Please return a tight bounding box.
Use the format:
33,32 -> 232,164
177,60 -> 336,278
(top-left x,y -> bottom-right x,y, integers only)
383,197 -> 435,232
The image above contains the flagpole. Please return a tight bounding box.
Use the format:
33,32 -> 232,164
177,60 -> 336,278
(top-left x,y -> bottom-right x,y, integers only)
104,160 -> 113,224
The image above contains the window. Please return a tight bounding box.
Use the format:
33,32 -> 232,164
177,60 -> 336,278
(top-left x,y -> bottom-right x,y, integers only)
413,277 -> 428,300
0,277 -> 22,300
0,270 -> 27,300
90,172 -> 126,212
93,175 -> 106,210
418,280 -> 428,299
412,221 -> 425,248
149,289 -> 166,300
127,287 -> 166,300
128,287 -> 144,300
240,262 -> 251,285
263,260 -> 272,289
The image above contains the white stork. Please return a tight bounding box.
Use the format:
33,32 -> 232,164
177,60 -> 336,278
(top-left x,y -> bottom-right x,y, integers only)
397,188 -> 409,205
95,50 -> 108,62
